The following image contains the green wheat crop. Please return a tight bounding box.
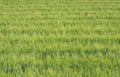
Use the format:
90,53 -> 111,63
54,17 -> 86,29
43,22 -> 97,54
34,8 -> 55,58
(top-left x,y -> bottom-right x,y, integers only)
0,0 -> 120,77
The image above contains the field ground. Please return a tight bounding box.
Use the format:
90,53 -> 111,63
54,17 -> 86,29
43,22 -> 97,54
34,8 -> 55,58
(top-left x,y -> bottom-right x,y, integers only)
0,0 -> 120,77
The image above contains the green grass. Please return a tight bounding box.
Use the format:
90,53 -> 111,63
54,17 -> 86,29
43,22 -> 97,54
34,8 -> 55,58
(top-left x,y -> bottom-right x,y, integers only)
0,0 -> 120,77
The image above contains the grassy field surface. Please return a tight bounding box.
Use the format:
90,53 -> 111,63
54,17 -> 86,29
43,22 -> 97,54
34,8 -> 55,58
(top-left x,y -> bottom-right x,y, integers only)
0,0 -> 120,77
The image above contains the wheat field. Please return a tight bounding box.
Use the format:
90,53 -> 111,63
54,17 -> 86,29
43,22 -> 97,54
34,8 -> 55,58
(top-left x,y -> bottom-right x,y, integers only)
0,0 -> 120,77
